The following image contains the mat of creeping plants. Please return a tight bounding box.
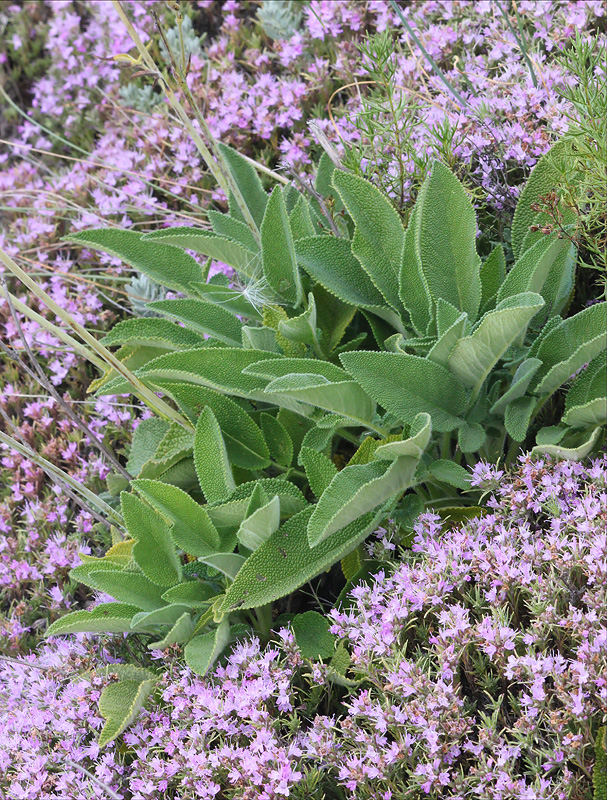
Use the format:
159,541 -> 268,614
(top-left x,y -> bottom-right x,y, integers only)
0,2 -> 606,798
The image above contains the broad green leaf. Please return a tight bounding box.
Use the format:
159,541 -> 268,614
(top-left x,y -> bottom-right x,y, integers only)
278,293 -> 321,351
242,325 -> 277,352
152,382 -> 270,470
341,351 -> 468,432
189,281 -> 263,320
533,239 -> 576,325
136,347 -> 283,403
562,352 -> 607,427
198,553 -> 246,580
531,426 -> 602,460
295,236 -> 402,329
340,546 -> 364,582
144,228 -> 259,278
261,412 -> 293,468
184,617 -> 231,676
289,194 -> 316,239
511,140 -> 572,258
132,479 -> 220,555
594,727 -> 607,799
237,495 -> 281,550
490,358 -> 543,415
68,568 -> 166,610
313,284 -> 357,353
98,671 -> 156,747
427,311 -> 467,368
137,422 -> 194,479
496,235 -> 567,307
220,506 -> 383,612
194,407 -> 235,503
299,446 -> 337,497
261,186 -> 304,305
458,422 -> 487,453
218,142 -> 268,228
428,460 -> 470,490
206,479 -> 306,528
291,611 -> 336,659
121,493 -> 182,587
126,418 -> 170,477
479,244 -> 506,313
504,395 -> 536,442
147,298 -> 243,347
533,302 -> 607,397
161,581 -> 217,607
45,603 -> 140,636
101,318 -> 205,350
374,413 -> 432,460
130,603 -> 192,631
536,425 -> 567,446
64,228 -> 202,293
308,455 -> 418,545
448,293 -> 545,394
265,375 -> 376,427
208,208 -> 259,252
148,612 -> 195,649
414,161 -> 481,320
333,170 -> 404,313
400,199 -> 432,335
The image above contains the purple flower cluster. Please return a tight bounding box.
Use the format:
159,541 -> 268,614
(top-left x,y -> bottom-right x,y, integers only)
1,455 -> 605,798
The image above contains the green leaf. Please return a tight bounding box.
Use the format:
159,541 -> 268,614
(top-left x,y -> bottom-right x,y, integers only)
98,671 -> 157,747
130,603 -> 192,631
198,553 -> 246,580
132,479 -> 220,555
448,293 -> 545,394
332,170 -> 404,313
137,422 -> 194,481
479,244 -> 506,313
220,506 -> 383,612
278,293 -> 321,350
69,568 -> 165,610
137,347 -> 283,403
261,186 -> 304,305
206,479 -> 306,528
120,493 -> 182,587
341,351 -> 468,432
313,284 -> 357,354
562,352 -> 607,427
237,495 -> 281,551
400,199 -> 432,335
496,235 -> 569,307
299,446 -> 337,497
64,229 -> 203,294
373,413 -> 432,460
291,611 -> 336,659
308,455 -> 419,545
161,581 -> 217,607
126,418 -> 169,477
511,140 -> 572,259
261,412 -> 293,467
194,407 -> 236,504
413,161 -> 482,321
295,236 -> 401,328
189,281 -> 263,321
101,318 -> 205,350
428,460 -> 470,490
151,382 -> 270,470
427,311 -> 468,368
143,228 -> 259,278
45,603 -> 140,636
504,395 -> 536,442
289,194 -> 316,239
147,298 -> 243,347
218,142 -> 268,228
208,208 -> 259,252
242,325 -> 277,352
490,358 -> 543,416
531,426 -> 602,460
148,612 -> 194,649
533,303 -> 607,397
593,727 -> 607,800
457,422 -> 487,453
184,617 -> 231,676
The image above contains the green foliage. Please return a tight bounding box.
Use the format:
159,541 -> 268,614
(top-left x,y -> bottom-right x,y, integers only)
49,141 -> 606,744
